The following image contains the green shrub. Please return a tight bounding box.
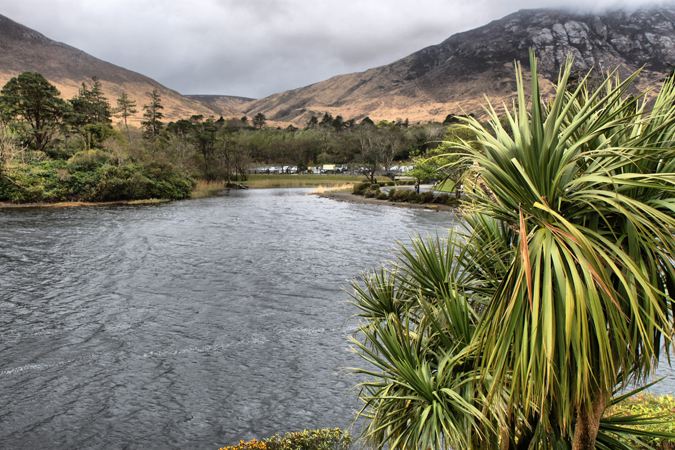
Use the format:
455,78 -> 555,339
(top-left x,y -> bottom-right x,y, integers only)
386,181 -> 395,186
364,190 -> 377,198
446,195 -> 460,207
434,193 -> 450,204
218,428 -> 352,450
352,182 -> 370,195
377,192 -> 388,200
420,191 -> 435,203
388,188 -> 396,199
604,394 -> 675,450
369,183 -> 380,190
392,189 -> 411,202
265,428 -> 352,450
67,150 -> 109,172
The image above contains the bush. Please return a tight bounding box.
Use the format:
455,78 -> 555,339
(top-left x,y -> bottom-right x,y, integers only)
420,191 -> 435,203
67,150 -> 109,172
364,190 -> 377,198
369,183 -> 380,190
603,394 -> 675,450
377,192 -> 388,200
386,181 -> 395,186
218,428 -> 352,450
434,193 -> 450,204
352,182 -> 370,195
392,189 -> 411,202
446,196 -> 460,207
388,188 -> 396,199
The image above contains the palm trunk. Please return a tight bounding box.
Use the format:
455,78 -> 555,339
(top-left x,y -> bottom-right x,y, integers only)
572,391 -> 607,450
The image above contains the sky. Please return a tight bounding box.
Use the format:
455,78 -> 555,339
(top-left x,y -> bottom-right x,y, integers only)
1,0 -> 667,99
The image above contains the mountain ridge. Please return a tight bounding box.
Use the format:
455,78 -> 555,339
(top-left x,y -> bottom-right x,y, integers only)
240,6 -> 675,125
0,14 -> 242,124
1,7 -> 674,127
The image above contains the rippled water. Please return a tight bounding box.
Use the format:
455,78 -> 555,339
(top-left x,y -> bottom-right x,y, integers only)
1,189 -> 673,450
0,189 -> 461,450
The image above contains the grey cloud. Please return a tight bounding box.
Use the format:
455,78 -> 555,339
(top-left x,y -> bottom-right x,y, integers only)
1,0 -> 667,98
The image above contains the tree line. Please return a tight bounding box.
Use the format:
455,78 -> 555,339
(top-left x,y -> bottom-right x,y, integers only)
0,71 -> 474,203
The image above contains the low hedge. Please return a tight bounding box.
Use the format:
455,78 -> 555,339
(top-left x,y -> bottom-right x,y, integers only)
219,428 -> 352,450
352,182 -> 370,195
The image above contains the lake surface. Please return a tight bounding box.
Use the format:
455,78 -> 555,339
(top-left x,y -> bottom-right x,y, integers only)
1,189 -> 673,450
0,189 -> 461,450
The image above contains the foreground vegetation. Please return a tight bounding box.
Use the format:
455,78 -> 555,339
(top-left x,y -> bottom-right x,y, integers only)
218,428 -> 352,450
349,51 -> 675,450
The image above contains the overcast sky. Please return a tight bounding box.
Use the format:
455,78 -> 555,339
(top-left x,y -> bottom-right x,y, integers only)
1,0 -> 667,98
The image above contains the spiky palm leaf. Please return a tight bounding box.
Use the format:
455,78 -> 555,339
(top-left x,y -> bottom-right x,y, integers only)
458,50 -> 675,446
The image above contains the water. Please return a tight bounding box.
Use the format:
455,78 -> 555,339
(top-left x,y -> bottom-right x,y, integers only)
0,189 -> 460,450
1,189 -> 673,450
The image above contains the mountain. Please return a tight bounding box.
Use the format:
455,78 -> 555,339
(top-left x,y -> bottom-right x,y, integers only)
0,14 -> 242,124
184,95 -> 256,116
242,6 -> 675,125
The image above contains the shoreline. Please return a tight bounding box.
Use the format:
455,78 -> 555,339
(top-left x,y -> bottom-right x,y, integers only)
315,190 -> 460,213
0,189 -> 461,213
0,198 -> 172,209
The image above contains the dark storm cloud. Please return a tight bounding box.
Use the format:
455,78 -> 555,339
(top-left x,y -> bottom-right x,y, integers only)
1,0 -> 667,98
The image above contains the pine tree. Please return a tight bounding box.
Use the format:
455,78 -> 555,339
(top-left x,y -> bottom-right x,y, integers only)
0,72 -> 68,152
68,76 -> 112,127
114,92 -> 137,144
141,89 -> 164,139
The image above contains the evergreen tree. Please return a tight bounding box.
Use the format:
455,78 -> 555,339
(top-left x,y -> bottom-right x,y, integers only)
319,112 -> 334,127
0,72 -> 68,152
305,115 -> 318,129
68,76 -> 112,127
252,112 -> 266,129
141,89 -> 164,139
114,92 -> 137,144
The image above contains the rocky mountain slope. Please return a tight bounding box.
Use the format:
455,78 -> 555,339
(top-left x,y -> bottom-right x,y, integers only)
184,95 -> 256,116
243,6 -> 675,125
0,14 -> 241,124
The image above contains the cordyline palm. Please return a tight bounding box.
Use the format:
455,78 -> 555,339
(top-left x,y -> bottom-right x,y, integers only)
459,50 -> 675,449
348,50 -> 675,450
348,228 -> 508,450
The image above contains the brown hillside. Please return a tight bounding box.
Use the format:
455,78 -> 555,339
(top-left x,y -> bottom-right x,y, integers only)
184,95 -> 256,117
0,14 -> 243,125
243,7 -> 674,126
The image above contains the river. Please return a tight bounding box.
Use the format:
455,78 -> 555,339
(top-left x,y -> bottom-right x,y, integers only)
0,189 -> 460,449
1,188 -> 673,450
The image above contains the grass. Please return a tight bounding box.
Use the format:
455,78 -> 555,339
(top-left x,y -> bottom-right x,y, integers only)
310,183 -> 357,194
246,174 -> 362,189
190,176 -> 363,199
191,180 -> 228,198
434,179 -> 456,192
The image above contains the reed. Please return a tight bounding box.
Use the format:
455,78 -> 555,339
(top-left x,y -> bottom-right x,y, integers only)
190,180 -> 227,198
246,174 -> 361,189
